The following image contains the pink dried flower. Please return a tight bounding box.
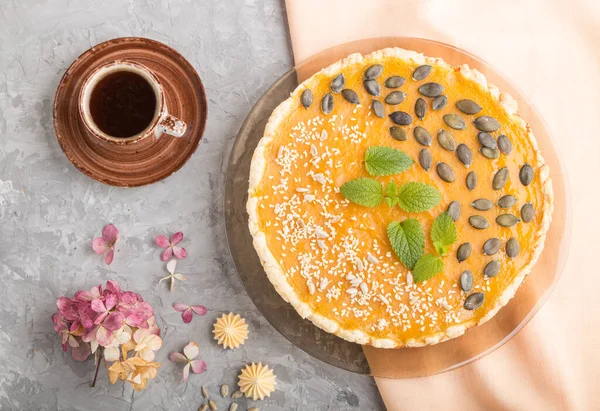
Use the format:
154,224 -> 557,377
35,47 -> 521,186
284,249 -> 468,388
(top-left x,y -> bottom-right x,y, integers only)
92,224 -> 119,265
52,281 -> 162,390
172,303 -> 207,324
169,342 -> 206,382
155,232 -> 187,261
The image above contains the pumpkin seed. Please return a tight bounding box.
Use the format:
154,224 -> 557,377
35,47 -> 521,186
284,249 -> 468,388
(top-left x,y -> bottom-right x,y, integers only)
474,116 -> 501,132
457,242 -> 472,263
457,144 -> 472,167
437,129 -> 456,151
389,111 -> 412,125
199,404 -> 208,411
464,292 -> 485,310
466,171 -> 477,191
469,215 -> 489,230
301,89 -> 313,108
248,408 -> 260,411
209,400 -> 217,411
419,148 -> 432,171
413,126 -> 431,146
432,95 -> 448,111
519,163 -> 534,186
460,270 -> 474,292
483,238 -> 501,255
506,238 -> 520,258
341,89 -> 359,104
521,202 -> 534,223
221,384 -> 229,397
364,79 -> 380,96
447,200 -> 461,221
477,132 -> 497,149
418,82 -> 444,97
456,99 -> 482,115
365,64 -> 383,80
492,167 -> 509,190
496,214 -> 521,227
412,65 -> 432,81
480,147 -> 500,159
229,404 -> 238,411
436,162 -> 455,183
385,91 -> 406,105
497,134 -> 512,154
390,126 -> 407,141
231,391 -> 244,399
415,97 -> 427,120
321,93 -> 333,114
330,74 -> 345,93
443,114 -> 466,130
497,195 -> 516,208
385,76 -> 406,88
484,260 -> 500,278
372,100 -> 385,118
202,386 -> 209,399
471,198 -> 493,211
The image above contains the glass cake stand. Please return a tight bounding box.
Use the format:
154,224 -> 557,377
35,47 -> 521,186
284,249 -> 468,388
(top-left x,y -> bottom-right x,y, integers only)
224,37 -> 571,378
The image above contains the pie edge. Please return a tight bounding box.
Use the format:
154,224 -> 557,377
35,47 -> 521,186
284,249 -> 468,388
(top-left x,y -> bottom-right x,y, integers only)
246,47 -> 554,348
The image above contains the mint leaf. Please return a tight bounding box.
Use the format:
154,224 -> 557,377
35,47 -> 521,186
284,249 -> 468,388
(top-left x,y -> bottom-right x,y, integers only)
431,212 -> 457,253
365,146 -> 414,176
385,181 -> 398,198
340,178 -> 383,207
433,241 -> 449,257
412,254 -> 444,283
397,182 -> 442,212
387,219 -> 425,270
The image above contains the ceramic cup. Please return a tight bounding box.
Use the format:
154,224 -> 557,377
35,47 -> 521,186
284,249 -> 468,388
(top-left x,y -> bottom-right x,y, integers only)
79,60 -> 187,144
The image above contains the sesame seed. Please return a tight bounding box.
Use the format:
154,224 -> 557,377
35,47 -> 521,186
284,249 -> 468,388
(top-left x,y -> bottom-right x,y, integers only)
367,252 -> 378,264
319,277 -> 329,290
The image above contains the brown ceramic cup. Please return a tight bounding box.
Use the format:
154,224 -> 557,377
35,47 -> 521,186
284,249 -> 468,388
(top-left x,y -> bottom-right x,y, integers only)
78,60 -> 187,145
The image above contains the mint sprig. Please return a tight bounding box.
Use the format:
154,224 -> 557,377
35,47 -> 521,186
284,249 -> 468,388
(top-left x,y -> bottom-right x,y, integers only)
365,146 -> 414,176
387,219 -> 425,270
396,182 -> 441,212
340,178 -> 383,207
430,212 -> 457,257
412,254 -> 444,283
384,181 -> 399,207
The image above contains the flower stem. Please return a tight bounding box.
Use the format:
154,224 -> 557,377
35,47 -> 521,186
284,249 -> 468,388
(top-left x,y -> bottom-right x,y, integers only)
91,349 -> 102,388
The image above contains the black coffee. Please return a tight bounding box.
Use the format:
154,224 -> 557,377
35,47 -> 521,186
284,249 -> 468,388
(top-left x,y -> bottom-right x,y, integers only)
89,71 -> 157,138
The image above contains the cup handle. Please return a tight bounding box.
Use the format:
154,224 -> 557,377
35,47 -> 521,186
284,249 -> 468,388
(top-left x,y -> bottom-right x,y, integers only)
154,113 -> 187,139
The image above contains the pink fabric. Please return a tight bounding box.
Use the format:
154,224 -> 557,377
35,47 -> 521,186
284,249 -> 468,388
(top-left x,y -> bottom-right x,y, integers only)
285,0 -> 600,409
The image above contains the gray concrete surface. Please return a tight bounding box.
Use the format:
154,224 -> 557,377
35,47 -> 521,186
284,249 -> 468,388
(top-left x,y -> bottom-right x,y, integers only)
0,0 -> 385,410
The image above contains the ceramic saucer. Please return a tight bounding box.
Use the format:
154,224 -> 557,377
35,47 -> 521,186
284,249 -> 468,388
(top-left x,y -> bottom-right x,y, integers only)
53,37 -> 207,187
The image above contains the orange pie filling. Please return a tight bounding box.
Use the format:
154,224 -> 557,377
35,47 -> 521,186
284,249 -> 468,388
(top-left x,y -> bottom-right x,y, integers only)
249,49 -> 552,347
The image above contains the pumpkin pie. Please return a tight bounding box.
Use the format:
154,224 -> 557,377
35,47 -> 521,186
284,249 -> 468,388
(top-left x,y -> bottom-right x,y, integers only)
247,48 -> 553,348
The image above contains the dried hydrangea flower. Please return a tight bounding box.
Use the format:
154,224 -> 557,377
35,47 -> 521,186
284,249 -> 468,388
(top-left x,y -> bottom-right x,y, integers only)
92,224 -> 120,265
173,303 -> 207,324
155,232 -> 187,261
169,342 -> 207,382
159,260 -> 186,292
